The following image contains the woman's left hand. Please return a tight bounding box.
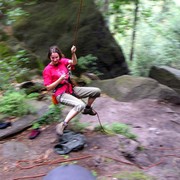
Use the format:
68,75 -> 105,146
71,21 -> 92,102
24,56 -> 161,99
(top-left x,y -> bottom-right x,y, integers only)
71,45 -> 76,54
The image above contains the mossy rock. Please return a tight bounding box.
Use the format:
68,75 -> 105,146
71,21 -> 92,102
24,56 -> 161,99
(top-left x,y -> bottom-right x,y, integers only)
90,75 -> 180,103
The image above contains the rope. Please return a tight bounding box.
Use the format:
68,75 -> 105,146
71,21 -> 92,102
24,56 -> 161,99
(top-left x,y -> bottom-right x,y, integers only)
72,0 -> 106,133
13,154 -> 92,180
16,155 -> 92,170
13,153 -> 136,179
95,110 -> 109,134
12,132 -> 180,179
14,151 -> 180,179
73,0 -> 84,46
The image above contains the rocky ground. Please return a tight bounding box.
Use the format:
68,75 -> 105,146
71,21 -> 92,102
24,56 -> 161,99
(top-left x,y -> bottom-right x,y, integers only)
0,95 -> 180,180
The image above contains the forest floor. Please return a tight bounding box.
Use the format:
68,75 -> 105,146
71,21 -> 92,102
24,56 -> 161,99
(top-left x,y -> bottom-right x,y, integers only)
0,96 -> 180,180
0,124 -> 139,180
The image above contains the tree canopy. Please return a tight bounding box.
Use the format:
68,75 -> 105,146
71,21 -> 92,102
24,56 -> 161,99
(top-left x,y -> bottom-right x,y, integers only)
96,0 -> 180,76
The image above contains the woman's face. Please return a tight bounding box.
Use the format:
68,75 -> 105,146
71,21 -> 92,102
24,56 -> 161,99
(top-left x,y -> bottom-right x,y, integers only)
50,52 -> 60,65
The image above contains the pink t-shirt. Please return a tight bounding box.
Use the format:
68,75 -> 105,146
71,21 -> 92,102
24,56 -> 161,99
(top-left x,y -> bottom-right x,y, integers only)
43,58 -> 73,97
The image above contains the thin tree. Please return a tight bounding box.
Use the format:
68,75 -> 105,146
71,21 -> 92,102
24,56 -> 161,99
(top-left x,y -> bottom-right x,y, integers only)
129,0 -> 139,61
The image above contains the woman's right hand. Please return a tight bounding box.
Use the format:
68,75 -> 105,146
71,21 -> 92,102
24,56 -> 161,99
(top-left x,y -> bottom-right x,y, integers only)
60,73 -> 66,80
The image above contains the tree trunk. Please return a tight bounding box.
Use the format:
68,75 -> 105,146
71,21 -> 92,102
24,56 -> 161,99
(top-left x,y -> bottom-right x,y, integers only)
129,0 -> 139,61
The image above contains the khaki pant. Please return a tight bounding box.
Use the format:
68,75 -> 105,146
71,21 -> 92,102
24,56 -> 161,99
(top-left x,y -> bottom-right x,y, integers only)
56,86 -> 101,112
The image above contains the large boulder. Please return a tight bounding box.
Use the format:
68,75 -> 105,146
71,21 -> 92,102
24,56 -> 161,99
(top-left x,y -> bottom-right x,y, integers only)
149,65 -> 180,94
90,75 -> 180,104
13,0 -> 129,79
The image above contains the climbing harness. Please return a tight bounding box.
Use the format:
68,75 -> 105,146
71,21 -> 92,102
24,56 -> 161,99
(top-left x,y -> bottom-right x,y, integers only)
51,94 -> 58,105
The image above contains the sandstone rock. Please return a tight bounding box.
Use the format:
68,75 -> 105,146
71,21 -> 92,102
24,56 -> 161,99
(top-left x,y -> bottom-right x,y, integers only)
149,65 -> 180,94
90,75 -> 180,104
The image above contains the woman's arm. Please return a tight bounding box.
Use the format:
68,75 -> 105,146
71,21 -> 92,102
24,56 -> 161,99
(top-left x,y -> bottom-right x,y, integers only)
46,74 -> 66,91
70,45 -> 77,65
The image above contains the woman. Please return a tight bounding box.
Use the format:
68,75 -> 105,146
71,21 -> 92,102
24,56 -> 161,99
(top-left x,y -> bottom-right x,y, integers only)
43,45 -> 101,135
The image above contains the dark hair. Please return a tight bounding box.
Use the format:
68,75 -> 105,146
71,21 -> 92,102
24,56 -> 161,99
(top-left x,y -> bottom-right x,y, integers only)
47,45 -> 64,59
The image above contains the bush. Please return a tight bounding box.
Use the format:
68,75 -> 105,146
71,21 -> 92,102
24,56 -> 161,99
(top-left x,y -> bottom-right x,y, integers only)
0,49 -> 31,89
0,90 -> 33,116
74,54 -> 101,77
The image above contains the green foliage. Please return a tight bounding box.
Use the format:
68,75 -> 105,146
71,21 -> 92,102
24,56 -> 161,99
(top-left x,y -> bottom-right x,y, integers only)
96,0 -> 180,76
26,92 -> 40,99
32,122 -> 40,129
137,146 -> 145,151
0,42 -> 11,58
105,122 -> 137,139
0,90 -> 33,116
91,170 -> 98,177
6,7 -> 29,25
96,0 -> 136,36
36,105 -> 62,125
95,122 -> 137,139
114,171 -> 155,180
0,0 -> 35,25
129,2 -> 180,76
0,49 -> 30,89
75,54 -> 101,77
70,117 -> 90,132
109,0 -> 135,36
94,125 -> 105,132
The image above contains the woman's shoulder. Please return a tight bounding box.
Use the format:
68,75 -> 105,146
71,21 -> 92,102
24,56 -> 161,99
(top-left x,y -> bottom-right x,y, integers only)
60,57 -> 71,65
43,63 -> 53,72
61,57 -> 70,62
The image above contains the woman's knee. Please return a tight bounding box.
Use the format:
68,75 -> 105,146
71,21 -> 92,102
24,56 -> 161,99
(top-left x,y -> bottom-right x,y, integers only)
91,87 -> 101,98
74,102 -> 86,112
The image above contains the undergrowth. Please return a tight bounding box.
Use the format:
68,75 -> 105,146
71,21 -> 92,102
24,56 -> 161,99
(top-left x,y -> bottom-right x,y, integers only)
70,117 -> 90,132
0,90 -> 34,116
95,122 -> 137,140
33,104 -> 63,128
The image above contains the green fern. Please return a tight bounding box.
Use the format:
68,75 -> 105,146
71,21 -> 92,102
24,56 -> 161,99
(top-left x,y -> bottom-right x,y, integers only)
0,90 -> 33,116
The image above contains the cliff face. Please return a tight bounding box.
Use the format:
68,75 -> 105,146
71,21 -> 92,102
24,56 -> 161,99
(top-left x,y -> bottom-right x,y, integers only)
13,0 -> 129,79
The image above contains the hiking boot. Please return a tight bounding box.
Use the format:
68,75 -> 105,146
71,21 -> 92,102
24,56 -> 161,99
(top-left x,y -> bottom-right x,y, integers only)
56,122 -> 67,135
82,107 -> 97,116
